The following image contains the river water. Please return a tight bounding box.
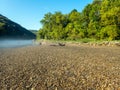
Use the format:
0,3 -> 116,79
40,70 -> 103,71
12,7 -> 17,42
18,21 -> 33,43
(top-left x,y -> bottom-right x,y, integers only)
0,40 -> 35,48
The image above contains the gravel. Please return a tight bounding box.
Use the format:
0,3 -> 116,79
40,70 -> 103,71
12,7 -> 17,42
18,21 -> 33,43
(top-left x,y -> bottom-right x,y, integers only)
0,45 -> 120,90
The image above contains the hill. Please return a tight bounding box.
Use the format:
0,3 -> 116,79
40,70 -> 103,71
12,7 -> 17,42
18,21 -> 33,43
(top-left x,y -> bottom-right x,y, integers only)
0,14 -> 36,39
29,30 -> 38,35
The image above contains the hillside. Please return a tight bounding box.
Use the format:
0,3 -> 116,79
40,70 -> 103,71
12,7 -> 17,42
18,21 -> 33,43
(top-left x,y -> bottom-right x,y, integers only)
29,30 -> 38,35
0,14 -> 36,39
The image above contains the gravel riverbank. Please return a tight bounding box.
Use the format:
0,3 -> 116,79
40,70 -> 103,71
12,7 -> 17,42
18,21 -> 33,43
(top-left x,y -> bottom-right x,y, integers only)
0,45 -> 120,90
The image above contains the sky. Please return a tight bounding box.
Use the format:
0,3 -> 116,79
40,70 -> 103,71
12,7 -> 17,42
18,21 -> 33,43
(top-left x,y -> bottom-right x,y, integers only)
0,0 -> 93,30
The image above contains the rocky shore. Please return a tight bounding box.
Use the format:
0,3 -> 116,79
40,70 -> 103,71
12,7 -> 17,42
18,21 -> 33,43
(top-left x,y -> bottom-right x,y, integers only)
0,45 -> 120,90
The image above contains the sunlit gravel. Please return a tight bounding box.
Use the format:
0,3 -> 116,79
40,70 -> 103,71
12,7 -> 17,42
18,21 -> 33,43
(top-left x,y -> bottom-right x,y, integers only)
0,45 -> 120,90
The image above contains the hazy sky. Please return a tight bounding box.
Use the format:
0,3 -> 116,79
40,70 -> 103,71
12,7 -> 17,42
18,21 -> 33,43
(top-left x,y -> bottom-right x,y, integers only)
0,0 -> 93,30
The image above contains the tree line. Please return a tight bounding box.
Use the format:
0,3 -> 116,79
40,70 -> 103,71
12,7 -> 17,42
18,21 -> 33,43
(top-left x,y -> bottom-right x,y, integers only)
37,0 -> 120,41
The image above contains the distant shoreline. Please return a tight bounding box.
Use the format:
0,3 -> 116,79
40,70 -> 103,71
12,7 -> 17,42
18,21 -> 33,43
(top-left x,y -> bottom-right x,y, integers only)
36,39 -> 120,47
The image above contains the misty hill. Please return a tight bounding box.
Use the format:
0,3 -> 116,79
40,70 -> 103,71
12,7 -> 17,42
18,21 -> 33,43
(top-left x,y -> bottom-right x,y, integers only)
29,30 -> 38,35
0,14 -> 36,39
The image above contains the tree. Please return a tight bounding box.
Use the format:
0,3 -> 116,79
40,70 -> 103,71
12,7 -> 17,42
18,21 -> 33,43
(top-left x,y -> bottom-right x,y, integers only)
37,0 -> 120,41
87,0 -> 101,39
0,22 -> 6,35
100,0 -> 120,40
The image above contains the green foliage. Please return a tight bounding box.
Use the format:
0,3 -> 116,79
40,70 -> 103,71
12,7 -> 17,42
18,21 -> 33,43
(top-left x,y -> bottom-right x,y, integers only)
37,0 -> 120,41
0,22 -> 6,35
100,25 -> 118,40
0,22 -> 5,26
79,38 -> 94,43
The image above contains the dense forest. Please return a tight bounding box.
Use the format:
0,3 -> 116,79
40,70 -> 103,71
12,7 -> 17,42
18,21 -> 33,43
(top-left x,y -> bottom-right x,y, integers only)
37,0 -> 120,41
0,14 -> 36,39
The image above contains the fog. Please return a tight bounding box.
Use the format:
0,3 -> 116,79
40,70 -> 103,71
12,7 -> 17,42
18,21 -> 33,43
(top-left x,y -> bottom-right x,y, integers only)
0,39 -> 34,48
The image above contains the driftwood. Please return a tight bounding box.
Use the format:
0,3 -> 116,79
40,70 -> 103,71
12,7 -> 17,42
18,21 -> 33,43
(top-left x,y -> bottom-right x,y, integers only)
58,43 -> 65,46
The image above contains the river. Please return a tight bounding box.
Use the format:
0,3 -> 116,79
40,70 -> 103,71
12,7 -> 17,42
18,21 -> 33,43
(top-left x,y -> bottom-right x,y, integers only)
0,39 -> 35,48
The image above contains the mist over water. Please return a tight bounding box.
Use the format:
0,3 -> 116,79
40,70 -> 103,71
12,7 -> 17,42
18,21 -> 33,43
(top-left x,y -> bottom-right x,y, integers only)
0,39 -> 34,48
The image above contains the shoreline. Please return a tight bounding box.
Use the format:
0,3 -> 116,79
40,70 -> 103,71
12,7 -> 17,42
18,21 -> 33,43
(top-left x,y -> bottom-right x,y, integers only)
35,39 -> 120,48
